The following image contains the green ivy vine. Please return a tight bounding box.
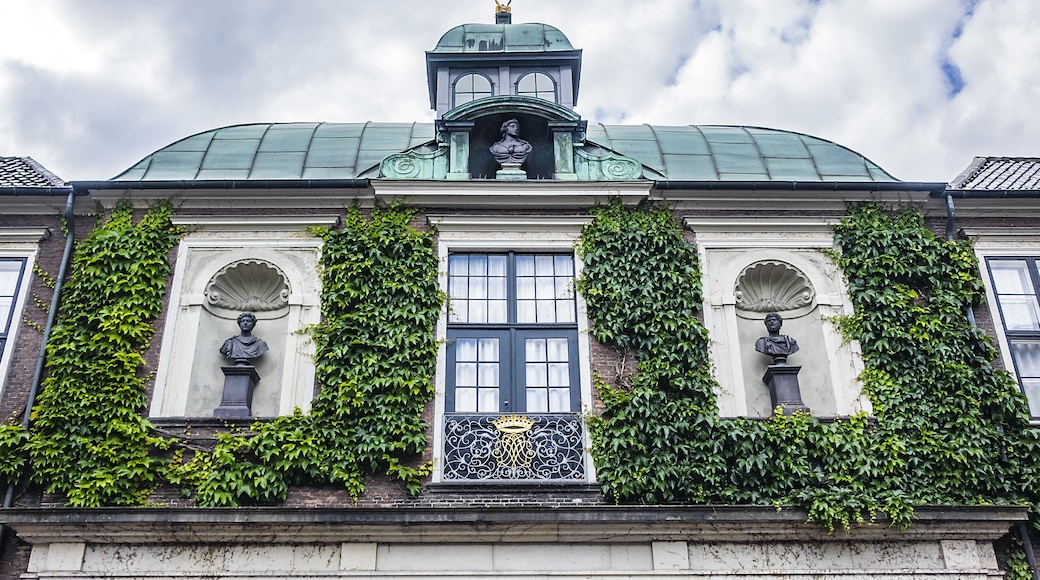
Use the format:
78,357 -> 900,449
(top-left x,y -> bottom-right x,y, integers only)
580,200 -> 1037,532
169,205 -> 442,506
26,200 -> 180,506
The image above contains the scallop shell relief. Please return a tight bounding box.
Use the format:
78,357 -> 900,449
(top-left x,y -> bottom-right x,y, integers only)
734,261 -> 815,312
205,260 -> 290,312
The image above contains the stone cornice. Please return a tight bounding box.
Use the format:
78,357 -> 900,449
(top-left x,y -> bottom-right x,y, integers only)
1,505 -> 1024,545
374,180 -> 650,208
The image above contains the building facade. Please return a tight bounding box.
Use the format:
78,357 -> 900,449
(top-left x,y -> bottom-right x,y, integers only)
1,11 -> 1038,580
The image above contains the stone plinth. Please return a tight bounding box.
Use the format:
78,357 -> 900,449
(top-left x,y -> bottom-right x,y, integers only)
496,163 -> 527,181
763,364 -> 810,415
214,365 -> 259,419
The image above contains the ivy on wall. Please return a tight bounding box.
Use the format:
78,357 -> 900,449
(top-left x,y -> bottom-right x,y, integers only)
25,201 -> 180,506
168,205 -> 442,506
580,200 -> 1038,531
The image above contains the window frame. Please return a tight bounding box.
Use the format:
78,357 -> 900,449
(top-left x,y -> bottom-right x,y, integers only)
429,215 -> 595,484
0,248 -> 37,400
445,252 -> 581,414
985,256 -> 1040,418
515,71 -> 558,103
452,72 -> 494,108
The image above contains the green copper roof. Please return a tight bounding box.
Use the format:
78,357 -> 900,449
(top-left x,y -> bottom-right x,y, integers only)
114,123 -> 434,181
586,124 -> 895,181
113,122 -> 896,182
431,23 -> 574,53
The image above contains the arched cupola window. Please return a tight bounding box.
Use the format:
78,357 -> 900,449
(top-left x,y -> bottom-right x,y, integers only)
453,73 -> 494,107
516,72 -> 557,103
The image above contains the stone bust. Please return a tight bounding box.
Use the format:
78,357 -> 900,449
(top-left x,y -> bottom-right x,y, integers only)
489,118 -> 533,165
755,312 -> 799,364
220,312 -> 269,365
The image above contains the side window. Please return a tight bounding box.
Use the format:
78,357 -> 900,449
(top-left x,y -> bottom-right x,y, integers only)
452,73 -> 493,107
987,258 -> 1040,417
445,253 -> 578,414
0,258 -> 27,361
516,72 -> 556,103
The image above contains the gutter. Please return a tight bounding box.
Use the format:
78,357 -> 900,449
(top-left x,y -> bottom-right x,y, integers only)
0,187 -> 78,560
655,180 -> 947,193
0,186 -> 84,196
71,179 -> 371,191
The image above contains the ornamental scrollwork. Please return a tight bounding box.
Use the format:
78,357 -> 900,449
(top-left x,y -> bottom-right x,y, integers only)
574,148 -> 643,180
379,148 -> 449,179
442,414 -> 586,481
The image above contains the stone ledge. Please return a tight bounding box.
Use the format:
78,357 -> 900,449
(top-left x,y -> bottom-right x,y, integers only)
2,505 -> 1025,545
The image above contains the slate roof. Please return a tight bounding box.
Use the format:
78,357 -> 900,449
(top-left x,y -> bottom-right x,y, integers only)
950,157 -> 1040,190
0,157 -> 66,187
113,122 -> 897,183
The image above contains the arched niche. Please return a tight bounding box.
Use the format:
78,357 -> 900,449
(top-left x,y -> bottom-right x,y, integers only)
151,228 -> 323,419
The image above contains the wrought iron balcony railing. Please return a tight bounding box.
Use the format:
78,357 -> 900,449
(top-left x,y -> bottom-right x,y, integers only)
442,413 -> 586,482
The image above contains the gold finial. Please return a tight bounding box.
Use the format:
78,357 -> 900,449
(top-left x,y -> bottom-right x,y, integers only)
495,0 -> 512,14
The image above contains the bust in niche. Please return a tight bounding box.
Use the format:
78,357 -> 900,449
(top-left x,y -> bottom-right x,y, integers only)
220,312 -> 269,365
489,118 -> 533,166
755,312 -> 799,365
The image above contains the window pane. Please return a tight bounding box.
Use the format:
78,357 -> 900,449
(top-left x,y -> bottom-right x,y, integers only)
469,276 -> 487,299
546,338 -> 568,361
448,254 -> 468,276
556,301 -> 576,323
455,388 -> 477,412
456,363 -> 477,387
991,261 -> 1031,294
488,255 -> 507,276
517,300 -> 536,323
469,301 -> 488,323
1011,341 -> 1040,377
456,338 -> 478,361
548,363 -> 569,387
526,363 -> 548,387
478,338 -> 499,360
1023,379 -> 1040,417
536,277 -> 554,299
527,388 -> 548,413
526,338 -> 546,361
516,255 -> 534,276
0,300 -> 10,329
488,300 -> 507,323
548,387 -> 571,413
518,74 -> 537,93
478,363 -> 499,387
469,255 -> 487,276
536,300 -> 555,322
555,277 -> 572,299
471,75 -> 491,92
517,276 -> 535,299
449,276 -> 468,299
1001,296 -> 1040,331
554,255 -> 574,276
450,299 -> 467,323
478,388 -> 499,412
0,263 -> 21,296
535,255 -> 554,276
488,277 -> 507,300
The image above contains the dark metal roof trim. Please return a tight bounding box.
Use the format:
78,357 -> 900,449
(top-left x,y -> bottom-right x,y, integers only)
72,179 -> 371,191
0,186 -> 81,196
656,180 -> 947,193
940,189 -> 1040,199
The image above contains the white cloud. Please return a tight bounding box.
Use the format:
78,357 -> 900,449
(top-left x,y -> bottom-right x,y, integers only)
0,0 -> 1035,182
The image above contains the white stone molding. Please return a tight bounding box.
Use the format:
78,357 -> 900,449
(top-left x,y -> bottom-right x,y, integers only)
429,215 -> 596,484
377,180 -> 650,208
151,233 -> 323,418
684,217 -> 868,418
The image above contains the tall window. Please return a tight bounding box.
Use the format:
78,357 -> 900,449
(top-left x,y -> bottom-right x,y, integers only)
446,253 -> 578,414
516,72 -> 556,103
0,258 -> 27,360
452,73 -> 493,107
988,258 -> 1040,417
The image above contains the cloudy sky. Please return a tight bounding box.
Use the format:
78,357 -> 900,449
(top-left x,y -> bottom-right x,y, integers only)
0,0 -> 1036,182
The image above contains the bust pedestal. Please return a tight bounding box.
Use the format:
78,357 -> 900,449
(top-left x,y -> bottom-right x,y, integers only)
496,163 -> 527,181
215,365 -> 260,419
763,364 -> 810,416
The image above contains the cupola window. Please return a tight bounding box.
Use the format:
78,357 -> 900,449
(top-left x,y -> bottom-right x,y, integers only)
516,72 -> 556,103
453,73 -> 493,107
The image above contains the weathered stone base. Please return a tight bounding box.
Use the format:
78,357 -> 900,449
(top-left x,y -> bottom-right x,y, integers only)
5,506 -> 1022,579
